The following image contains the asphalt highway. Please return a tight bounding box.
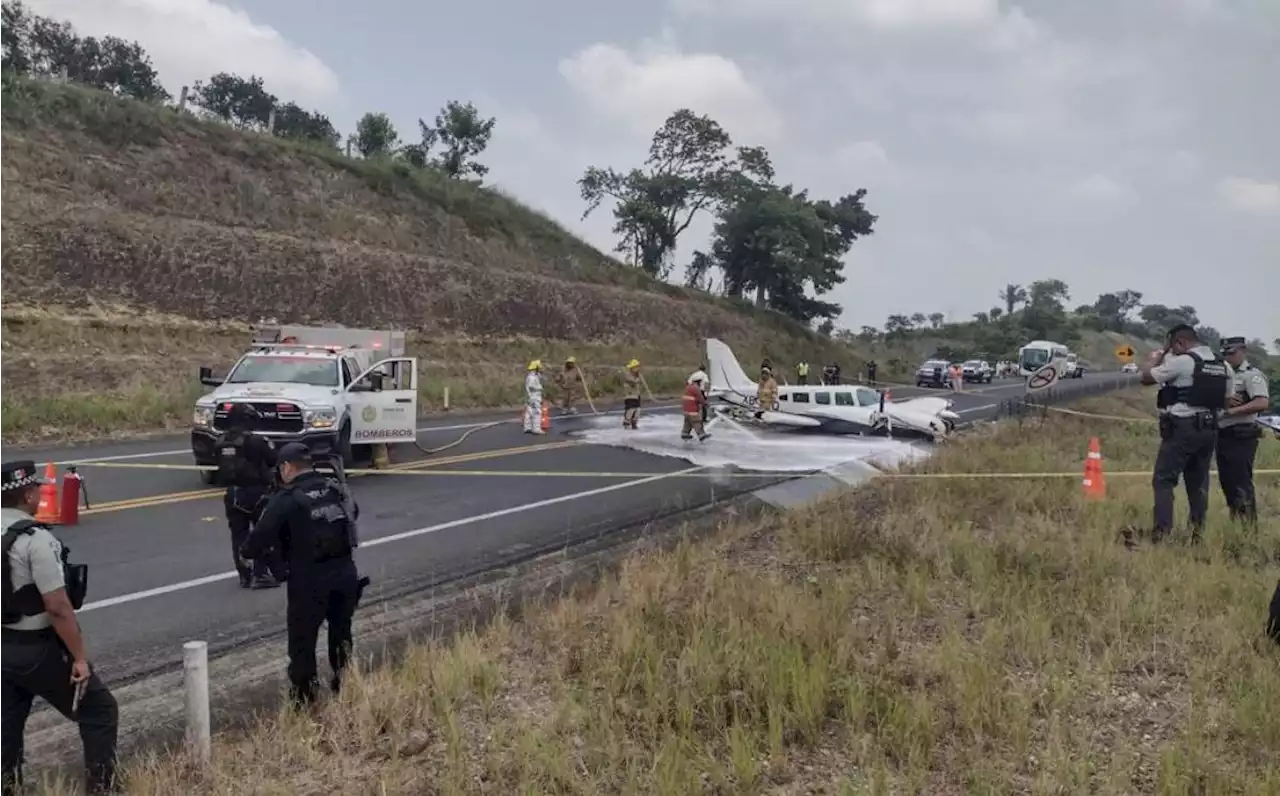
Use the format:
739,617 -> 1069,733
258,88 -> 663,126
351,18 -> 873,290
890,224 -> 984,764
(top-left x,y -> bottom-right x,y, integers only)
11,374 -> 1131,688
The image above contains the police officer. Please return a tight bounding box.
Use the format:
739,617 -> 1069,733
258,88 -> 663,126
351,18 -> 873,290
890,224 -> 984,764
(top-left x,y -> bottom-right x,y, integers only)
796,361 -> 809,385
1139,324 -> 1234,543
241,443 -> 366,705
2,460 -> 118,795
1215,337 -> 1269,525
866,360 -> 878,386
215,403 -> 280,589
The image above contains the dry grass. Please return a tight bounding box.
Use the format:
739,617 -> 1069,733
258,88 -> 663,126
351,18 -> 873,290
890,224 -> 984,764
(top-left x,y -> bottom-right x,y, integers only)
0,305 -> 835,443
36,389 -> 1280,794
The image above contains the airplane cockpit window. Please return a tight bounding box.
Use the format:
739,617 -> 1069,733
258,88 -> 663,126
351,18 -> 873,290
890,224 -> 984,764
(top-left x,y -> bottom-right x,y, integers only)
815,392 -> 831,405
834,392 -> 854,406
778,393 -> 789,401
856,389 -> 880,407
792,392 -> 810,403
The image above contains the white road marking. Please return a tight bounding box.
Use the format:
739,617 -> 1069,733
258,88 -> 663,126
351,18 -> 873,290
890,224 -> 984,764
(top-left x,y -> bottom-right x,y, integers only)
957,403 -> 999,414
50,405 -> 680,466
77,465 -> 704,612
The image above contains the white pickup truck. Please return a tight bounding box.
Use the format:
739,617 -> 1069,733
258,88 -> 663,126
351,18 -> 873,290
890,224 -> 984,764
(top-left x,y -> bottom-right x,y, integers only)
191,325 -> 419,483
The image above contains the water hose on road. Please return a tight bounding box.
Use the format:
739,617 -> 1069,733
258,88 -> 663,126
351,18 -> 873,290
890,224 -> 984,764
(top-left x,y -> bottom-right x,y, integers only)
411,418 -> 517,456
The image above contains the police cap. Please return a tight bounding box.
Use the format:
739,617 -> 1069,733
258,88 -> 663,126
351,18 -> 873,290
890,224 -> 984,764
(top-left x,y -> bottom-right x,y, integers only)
1220,336 -> 1247,352
276,442 -> 313,465
1,460 -> 49,493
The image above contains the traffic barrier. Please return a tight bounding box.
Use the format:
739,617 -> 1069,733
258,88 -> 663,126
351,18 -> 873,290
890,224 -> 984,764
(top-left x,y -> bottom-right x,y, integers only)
1082,437 -> 1106,500
540,404 -> 551,432
34,462 -> 61,524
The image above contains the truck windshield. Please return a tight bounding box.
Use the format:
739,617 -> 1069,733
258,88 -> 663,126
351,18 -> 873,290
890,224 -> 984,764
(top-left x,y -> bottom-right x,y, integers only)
226,356 -> 339,387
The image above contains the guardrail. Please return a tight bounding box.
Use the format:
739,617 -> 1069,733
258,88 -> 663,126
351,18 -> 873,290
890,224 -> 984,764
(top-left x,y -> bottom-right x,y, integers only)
993,373 -> 1142,421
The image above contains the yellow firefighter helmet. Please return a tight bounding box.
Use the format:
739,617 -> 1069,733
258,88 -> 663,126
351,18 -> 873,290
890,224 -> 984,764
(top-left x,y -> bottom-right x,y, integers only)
626,358 -> 640,370
528,359 -> 542,371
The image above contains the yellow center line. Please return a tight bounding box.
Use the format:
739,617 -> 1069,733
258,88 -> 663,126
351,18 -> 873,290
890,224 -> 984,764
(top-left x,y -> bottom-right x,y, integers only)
78,440 -> 582,516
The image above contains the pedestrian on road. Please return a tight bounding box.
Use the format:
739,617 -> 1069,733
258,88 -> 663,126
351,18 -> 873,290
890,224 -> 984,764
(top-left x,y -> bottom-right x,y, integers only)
1140,324 -> 1233,543
2,460 -> 118,795
215,402 -> 281,589
1215,336 -> 1269,526
241,443 -> 367,705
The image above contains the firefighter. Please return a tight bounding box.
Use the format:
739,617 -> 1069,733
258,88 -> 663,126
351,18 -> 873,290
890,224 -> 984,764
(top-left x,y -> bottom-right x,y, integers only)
681,376 -> 711,442
688,363 -> 710,424
215,403 -> 281,589
555,357 -> 583,415
756,364 -> 779,418
796,361 -> 810,385
622,359 -> 642,429
523,360 -> 544,435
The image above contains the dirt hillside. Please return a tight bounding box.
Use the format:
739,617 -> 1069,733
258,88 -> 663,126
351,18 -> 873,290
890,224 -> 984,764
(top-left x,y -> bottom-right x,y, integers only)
0,77 -> 853,443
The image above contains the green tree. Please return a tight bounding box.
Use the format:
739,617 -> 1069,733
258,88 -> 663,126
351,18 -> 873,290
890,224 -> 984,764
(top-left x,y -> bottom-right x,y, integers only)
273,101 -> 339,148
989,306 -> 1003,322
973,311 -> 989,324
911,312 -> 928,327
2,1 -> 168,101
705,183 -> 875,324
928,312 -> 945,329
578,109 -> 771,278
1027,278 -> 1070,311
415,100 -> 496,179
191,73 -> 275,129
884,314 -> 913,339
998,283 -> 1027,315
352,112 -> 399,158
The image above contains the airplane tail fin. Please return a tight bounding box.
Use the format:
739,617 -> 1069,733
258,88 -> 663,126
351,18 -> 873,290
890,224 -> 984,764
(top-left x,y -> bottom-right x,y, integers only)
706,338 -> 758,396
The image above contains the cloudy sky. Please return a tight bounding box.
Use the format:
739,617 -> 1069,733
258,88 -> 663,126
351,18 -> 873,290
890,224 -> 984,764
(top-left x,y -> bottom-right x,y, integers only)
30,0 -> 1280,345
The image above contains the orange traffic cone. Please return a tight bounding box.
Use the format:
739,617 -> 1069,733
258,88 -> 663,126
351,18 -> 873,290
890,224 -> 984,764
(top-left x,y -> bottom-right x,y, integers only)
1082,437 -> 1106,500
540,404 -> 551,432
35,462 -> 62,524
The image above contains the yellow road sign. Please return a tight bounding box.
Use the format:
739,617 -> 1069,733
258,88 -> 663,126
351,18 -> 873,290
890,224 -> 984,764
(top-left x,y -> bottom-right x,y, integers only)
1115,344 -> 1135,362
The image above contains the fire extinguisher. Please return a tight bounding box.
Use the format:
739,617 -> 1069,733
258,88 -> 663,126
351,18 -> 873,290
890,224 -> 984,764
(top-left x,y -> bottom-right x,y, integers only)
60,466 -> 89,526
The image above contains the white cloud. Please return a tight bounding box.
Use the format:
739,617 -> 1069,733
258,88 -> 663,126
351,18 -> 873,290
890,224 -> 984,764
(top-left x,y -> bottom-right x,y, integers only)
1217,177 -> 1280,217
558,40 -> 781,141
1068,174 -> 1137,204
26,0 -> 340,105
670,0 -> 1001,29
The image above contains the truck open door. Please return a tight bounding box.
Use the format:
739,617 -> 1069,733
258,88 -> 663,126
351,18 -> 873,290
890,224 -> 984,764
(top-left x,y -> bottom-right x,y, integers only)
346,357 -> 418,445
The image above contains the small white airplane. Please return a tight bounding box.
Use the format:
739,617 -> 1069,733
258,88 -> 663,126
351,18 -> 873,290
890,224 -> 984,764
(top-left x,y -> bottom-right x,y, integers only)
704,338 -> 961,441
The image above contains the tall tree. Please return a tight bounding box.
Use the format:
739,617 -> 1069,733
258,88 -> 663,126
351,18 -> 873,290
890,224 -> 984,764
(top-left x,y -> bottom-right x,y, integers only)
578,109 -> 770,278
928,312 -> 945,329
415,100 -> 496,179
989,306 -> 1004,321
273,102 -> 340,148
911,312 -> 928,327
704,183 -> 875,324
884,314 -> 913,339
1027,279 -> 1070,311
999,283 -> 1027,315
352,112 -> 399,158
2,1 -> 168,101
191,73 -> 275,130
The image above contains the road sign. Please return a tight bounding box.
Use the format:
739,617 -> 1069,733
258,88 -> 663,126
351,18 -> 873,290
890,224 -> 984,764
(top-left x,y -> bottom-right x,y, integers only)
1115,344 -> 1135,363
1026,359 -> 1063,393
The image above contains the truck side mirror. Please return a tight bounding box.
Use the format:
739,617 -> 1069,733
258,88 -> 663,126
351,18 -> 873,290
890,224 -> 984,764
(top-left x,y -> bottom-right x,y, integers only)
198,366 -> 223,387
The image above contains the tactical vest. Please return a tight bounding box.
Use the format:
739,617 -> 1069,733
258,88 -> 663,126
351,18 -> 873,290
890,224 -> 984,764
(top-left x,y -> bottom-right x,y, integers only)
2,520 -> 88,625
216,429 -> 269,487
1156,352 -> 1230,412
291,477 -> 355,563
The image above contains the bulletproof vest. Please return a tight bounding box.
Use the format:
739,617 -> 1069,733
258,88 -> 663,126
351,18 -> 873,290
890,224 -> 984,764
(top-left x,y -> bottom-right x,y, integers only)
2,520 -> 88,625
290,476 -> 354,563
1156,352 -> 1229,411
216,429 -> 268,487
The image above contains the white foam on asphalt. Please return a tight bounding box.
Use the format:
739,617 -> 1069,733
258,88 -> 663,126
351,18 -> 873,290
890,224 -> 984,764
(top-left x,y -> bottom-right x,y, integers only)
573,413 -> 932,474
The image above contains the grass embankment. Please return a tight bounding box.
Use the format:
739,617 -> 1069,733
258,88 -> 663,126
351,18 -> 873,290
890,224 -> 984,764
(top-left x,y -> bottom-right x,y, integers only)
47,388 -> 1277,795
0,306 -> 836,444
0,77 -> 857,445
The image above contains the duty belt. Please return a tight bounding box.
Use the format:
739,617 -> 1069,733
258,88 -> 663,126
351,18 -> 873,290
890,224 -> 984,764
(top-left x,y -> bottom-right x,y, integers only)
2,626 -> 57,642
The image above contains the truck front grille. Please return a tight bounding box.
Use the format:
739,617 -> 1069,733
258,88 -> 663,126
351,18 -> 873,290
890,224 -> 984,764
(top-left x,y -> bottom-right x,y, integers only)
212,402 -> 305,434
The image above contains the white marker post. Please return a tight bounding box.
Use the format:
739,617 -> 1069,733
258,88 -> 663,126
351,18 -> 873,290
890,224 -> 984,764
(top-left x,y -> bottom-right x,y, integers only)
443,386 -> 450,411
183,640 -> 211,767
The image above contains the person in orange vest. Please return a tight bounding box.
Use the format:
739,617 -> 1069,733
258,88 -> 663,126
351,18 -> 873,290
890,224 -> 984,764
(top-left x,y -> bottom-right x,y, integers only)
949,363 -> 964,392
681,376 -> 711,441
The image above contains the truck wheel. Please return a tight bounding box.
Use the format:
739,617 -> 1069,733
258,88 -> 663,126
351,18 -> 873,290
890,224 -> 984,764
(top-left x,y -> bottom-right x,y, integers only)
338,421 -> 355,469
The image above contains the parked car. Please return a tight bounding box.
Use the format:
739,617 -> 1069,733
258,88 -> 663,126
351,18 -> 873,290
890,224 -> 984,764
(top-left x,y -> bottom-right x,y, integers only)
1121,362 -> 1138,373
1063,356 -> 1085,378
915,359 -> 951,388
962,359 -> 994,383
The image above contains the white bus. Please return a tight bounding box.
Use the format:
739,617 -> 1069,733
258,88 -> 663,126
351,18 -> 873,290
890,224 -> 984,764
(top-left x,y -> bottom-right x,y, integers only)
1018,340 -> 1070,377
